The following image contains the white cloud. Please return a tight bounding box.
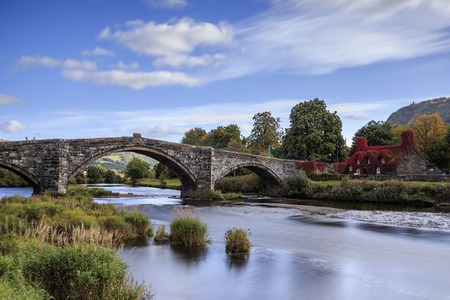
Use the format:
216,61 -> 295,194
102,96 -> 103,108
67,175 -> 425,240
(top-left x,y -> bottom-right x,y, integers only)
110,61 -> 140,70
99,18 -> 234,57
0,94 -> 27,105
0,120 -> 27,133
18,56 -> 97,71
154,53 -> 226,68
345,112 -> 371,120
145,0 -> 187,9
61,69 -> 204,89
135,124 -> 187,138
211,0 -> 450,80
82,47 -> 115,56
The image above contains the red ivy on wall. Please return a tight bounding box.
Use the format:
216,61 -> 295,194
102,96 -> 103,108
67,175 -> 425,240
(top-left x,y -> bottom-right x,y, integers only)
332,130 -> 416,175
296,161 -> 328,174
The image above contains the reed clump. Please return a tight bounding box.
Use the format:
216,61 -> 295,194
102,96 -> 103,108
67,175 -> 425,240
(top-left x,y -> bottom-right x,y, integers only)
225,228 -> 251,254
170,207 -> 209,246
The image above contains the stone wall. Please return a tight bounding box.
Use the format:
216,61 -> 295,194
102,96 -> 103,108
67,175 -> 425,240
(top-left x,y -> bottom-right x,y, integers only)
397,148 -> 441,175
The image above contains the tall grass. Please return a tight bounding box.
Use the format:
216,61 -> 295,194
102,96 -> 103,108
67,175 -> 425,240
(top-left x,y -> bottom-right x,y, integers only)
170,207 -> 209,246
225,228 -> 251,254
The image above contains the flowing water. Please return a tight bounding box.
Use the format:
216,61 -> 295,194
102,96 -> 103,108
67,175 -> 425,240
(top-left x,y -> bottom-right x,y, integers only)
2,185 -> 450,300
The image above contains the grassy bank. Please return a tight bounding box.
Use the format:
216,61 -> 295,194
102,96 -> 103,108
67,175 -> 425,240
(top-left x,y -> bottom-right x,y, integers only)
136,178 -> 182,190
0,189 -> 152,299
285,171 -> 450,204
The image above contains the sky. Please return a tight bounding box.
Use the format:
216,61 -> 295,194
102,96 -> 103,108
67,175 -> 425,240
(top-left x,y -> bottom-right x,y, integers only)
1,0 -> 450,146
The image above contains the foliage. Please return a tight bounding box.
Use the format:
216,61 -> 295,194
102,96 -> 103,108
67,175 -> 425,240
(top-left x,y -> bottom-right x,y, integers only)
105,169 -> 124,183
181,127 -> 208,146
227,138 -> 248,153
136,178 -> 182,190
225,228 -> 251,254
215,173 -> 265,194
86,165 -> 107,183
0,168 -> 29,187
391,124 -> 409,144
207,124 -> 243,149
281,98 -> 344,160
170,207 -> 209,246
283,170 -> 312,198
90,152 -> 157,172
296,161 -> 328,174
153,162 -> 177,179
350,120 -> 395,155
203,189 -> 224,200
68,186 -> 119,197
154,225 -> 170,243
247,111 -> 282,154
224,193 -> 243,200
409,113 -> 446,154
125,157 -> 150,186
386,97 -> 450,125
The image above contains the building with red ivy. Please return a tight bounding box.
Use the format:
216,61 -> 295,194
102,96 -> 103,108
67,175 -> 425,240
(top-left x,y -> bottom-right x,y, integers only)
332,130 -> 439,175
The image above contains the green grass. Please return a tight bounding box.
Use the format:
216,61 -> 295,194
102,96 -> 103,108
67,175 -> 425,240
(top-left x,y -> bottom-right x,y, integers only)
136,178 -> 182,190
225,228 -> 251,254
0,188 -> 153,299
170,207 -> 209,246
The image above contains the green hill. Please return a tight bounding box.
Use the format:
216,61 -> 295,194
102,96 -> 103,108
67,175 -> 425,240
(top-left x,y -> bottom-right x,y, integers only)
386,97 -> 450,125
90,152 -> 158,171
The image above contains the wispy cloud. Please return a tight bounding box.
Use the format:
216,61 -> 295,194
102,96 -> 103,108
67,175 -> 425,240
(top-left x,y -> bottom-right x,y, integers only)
153,53 -> 226,68
110,61 -> 140,70
210,0 -> 450,80
0,94 -> 28,105
145,0 -> 187,9
345,112 -> 371,120
61,69 -> 204,88
0,120 -> 27,133
82,47 -> 115,56
18,56 -> 97,71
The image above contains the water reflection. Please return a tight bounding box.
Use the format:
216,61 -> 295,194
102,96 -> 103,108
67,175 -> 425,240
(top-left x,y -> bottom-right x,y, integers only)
170,244 -> 209,266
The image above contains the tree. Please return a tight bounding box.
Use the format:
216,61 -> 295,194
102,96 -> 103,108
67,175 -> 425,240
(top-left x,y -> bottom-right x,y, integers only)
86,165 -> 107,183
206,124 -> 242,149
105,169 -> 122,183
153,163 -> 176,179
408,113 -> 446,153
181,127 -> 208,146
281,98 -> 344,160
227,138 -> 248,153
350,121 -> 396,155
248,111 -> 282,155
391,124 -> 409,145
125,157 -> 149,186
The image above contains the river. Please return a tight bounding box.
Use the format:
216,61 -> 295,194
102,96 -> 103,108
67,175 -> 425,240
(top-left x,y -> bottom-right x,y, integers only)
1,185 -> 450,300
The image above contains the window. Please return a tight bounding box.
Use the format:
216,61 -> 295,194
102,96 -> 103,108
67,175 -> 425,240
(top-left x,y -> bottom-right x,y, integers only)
356,168 -> 360,175
349,166 -> 353,172
367,158 -> 370,164
376,167 -> 381,174
381,158 -> 385,164
357,159 -> 360,165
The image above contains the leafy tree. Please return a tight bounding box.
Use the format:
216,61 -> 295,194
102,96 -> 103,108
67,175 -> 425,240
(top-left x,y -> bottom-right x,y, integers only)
227,138 -> 248,153
181,127 -> 208,146
391,124 -> 409,144
248,111 -> 282,155
408,113 -> 446,153
206,124 -> 242,149
153,163 -> 176,179
281,98 -> 344,160
350,120 -> 396,155
125,157 -> 149,186
425,139 -> 450,170
86,165 -> 107,183
104,169 -> 123,183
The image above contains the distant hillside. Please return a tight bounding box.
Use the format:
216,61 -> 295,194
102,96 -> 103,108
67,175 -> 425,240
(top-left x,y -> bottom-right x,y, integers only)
90,152 -> 158,171
386,97 -> 450,125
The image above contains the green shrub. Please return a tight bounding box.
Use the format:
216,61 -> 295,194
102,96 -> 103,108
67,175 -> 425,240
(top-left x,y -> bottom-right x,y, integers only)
124,212 -> 150,236
203,189 -> 224,200
215,173 -> 265,194
225,193 -> 243,200
225,228 -> 251,254
170,207 -> 209,246
154,225 -> 170,243
99,216 -> 134,239
283,170 -> 312,198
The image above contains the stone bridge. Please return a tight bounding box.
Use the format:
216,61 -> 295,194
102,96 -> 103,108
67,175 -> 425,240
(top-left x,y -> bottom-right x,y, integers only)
0,134 -> 297,198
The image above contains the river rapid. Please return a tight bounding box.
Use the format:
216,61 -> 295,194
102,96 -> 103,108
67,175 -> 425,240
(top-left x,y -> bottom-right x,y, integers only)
2,185 -> 450,300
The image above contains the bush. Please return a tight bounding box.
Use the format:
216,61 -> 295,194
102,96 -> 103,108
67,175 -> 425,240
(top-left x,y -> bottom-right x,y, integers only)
203,189 -> 224,200
170,207 -> 209,246
124,212 -> 150,236
283,170 -> 312,198
215,173 -> 265,194
225,228 -> 251,254
224,193 -> 243,200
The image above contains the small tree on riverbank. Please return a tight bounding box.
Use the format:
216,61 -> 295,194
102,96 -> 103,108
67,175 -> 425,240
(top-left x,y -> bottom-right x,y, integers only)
125,157 -> 149,186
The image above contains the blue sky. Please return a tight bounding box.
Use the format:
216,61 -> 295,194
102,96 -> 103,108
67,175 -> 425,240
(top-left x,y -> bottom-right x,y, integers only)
1,0 -> 450,145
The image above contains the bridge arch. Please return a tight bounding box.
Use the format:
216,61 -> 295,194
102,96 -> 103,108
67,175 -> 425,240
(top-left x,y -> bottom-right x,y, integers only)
0,160 -> 41,194
68,146 -> 197,194
214,162 -> 284,195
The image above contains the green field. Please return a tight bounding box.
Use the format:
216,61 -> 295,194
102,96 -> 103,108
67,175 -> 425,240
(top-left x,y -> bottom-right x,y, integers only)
136,178 -> 182,190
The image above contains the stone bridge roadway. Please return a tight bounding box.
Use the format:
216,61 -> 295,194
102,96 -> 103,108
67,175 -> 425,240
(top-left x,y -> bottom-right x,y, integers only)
0,134 -> 297,198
